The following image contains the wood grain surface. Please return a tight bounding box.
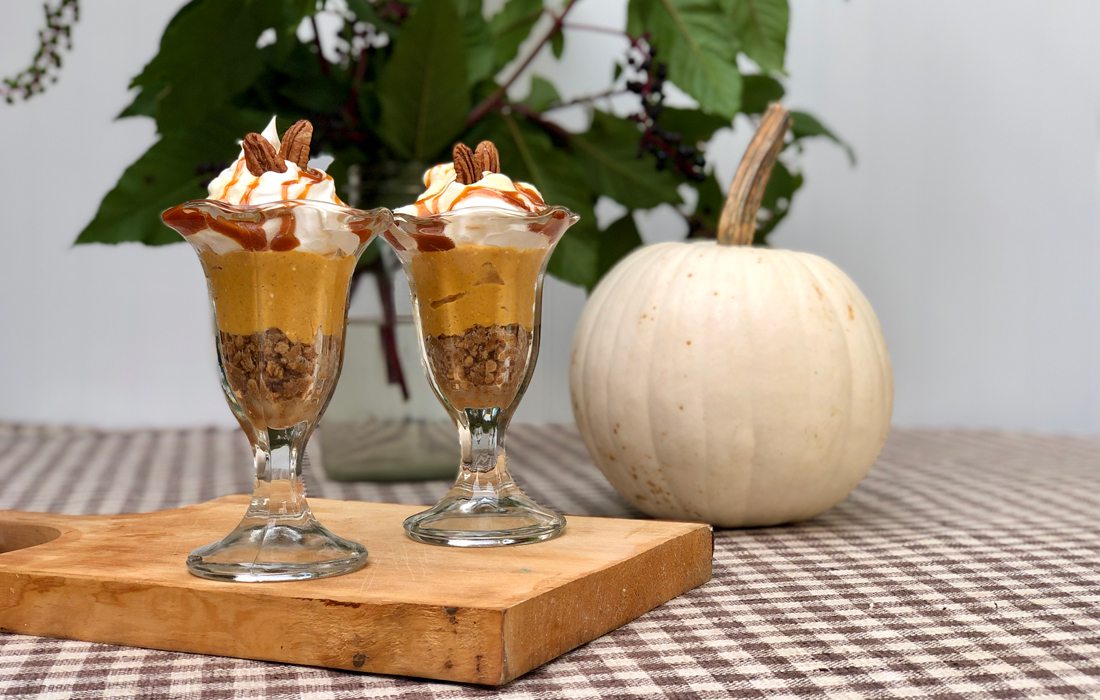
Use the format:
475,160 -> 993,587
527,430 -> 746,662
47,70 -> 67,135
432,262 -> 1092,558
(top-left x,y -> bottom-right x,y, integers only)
0,497 -> 712,685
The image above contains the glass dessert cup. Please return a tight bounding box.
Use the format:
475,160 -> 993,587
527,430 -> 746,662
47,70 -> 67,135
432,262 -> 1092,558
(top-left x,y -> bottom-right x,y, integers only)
162,199 -> 390,581
385,206 -> 578,546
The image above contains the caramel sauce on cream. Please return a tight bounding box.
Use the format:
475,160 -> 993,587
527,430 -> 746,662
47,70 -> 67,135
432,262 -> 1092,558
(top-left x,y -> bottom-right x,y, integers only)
217,160 -> 247,201
447,187 -> 533,211
412,180 -> 544,218
269,215 -> 299,252
240,178 -> 262,204
162,205 -> 269,251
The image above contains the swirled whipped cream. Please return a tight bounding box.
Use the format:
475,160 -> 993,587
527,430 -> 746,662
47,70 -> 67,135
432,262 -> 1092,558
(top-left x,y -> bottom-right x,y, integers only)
396,162 -> 544,217
207,117 -> 343,206
162,117 -> 368,255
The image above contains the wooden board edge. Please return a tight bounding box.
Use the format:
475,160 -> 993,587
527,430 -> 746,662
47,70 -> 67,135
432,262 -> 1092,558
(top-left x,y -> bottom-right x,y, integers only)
498,523 -> 713,684
0,571 -> 509,685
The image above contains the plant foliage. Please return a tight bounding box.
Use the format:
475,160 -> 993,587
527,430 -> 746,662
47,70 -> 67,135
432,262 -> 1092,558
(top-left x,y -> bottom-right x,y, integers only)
73,0 -> 849,290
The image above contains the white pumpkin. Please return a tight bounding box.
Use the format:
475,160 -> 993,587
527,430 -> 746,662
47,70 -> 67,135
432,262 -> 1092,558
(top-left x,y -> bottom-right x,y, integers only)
569,105 -> 893,527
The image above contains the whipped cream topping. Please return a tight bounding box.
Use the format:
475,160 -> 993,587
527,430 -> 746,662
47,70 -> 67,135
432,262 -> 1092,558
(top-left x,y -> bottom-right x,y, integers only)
182,206 -> 366,257
389,161 -> 559,252
207,117 -> 344,206
161,117 -> 376,255
396,162 -> 544,217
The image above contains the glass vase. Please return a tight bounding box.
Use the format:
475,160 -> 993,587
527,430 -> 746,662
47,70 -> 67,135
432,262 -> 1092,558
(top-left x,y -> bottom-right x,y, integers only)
384,206 -> 578,546
162,199 -> 390,581
320,313 -> 457,482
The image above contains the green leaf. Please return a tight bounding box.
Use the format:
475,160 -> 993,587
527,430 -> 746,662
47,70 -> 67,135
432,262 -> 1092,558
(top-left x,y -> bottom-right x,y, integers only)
522,75 -> 561,112
791,110 -> 855,164
545,214 -> 644,291
76,111 -> 267,246
378,0 -> 470,161
685,169 -> 725,239
345,0 -> 375,21
628,0 -> 742,118
479,113 -> 601,288
658,107 -> 731,146
118,82 -> 163,119
593,214 -> 644,287
756,159 -> 803,242
346,0 -> 406,35
457,0 -> 495,84
489,0 -> 544,71
550,28 -> 565,59
683,159 -> 803,244
740,73 -> 785,114
571,111 -> 682,209
546,223 -> 599,288
490,113 -> 593,222
271,41 -> 349,115
128,0 -> 311,130
726,0 -> 788,73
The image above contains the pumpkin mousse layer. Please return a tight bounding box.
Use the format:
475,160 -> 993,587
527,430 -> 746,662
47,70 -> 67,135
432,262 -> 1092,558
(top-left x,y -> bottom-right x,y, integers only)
391,141 -> 565,410
200,249 -> 356,344
160,117 -> 376,430
410,244 -> 544,337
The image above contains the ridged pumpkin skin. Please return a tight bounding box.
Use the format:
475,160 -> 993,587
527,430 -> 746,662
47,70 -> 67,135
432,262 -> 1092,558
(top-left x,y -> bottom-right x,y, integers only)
569,241 -> 893,527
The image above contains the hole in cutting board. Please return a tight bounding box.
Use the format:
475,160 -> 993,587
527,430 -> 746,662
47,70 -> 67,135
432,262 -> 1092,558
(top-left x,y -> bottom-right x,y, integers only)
0,523 -> 62,553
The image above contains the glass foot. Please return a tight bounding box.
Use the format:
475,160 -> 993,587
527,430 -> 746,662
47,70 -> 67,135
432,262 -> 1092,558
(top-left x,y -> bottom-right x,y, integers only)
187,513 -> 368,582
404,492 -> 566,547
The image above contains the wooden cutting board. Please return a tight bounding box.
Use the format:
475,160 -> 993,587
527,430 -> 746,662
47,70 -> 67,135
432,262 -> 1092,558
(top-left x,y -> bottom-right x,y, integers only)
0,497 -> 712,685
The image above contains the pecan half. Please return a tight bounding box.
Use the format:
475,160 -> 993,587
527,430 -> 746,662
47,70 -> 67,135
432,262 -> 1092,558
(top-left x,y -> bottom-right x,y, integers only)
452,142 -> 478,185
242,133 -> 287,176
278,119 -> 313,169
474,141 -> 500,175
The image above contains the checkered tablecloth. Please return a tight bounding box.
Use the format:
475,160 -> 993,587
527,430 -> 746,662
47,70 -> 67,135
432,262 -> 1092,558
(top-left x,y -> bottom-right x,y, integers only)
0,424 -> 1098,699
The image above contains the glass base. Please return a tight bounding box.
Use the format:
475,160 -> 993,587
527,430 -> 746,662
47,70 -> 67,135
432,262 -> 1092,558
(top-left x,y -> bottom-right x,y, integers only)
403,492 -> 566,547
187,514 -> 368,582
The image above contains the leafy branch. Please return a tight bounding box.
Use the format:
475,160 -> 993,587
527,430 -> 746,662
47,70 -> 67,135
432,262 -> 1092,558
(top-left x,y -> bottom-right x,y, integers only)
69,0 -> 851,288
466,0 -> 579,128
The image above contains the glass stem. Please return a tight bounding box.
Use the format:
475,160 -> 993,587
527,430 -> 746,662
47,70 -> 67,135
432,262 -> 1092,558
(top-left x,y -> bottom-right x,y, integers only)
456,408 -> 514,498
246,424 -> 312,521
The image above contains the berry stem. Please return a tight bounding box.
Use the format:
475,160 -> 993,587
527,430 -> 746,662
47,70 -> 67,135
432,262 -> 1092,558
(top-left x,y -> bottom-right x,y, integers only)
560,22 -> 630,39
309,15 -> 332,77
511,102 -> 572,143
542,87 -> 630,112
466,0 -> 580,129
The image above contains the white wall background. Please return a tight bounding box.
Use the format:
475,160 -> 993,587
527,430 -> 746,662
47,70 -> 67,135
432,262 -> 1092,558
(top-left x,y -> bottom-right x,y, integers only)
1,1 -> 1098,433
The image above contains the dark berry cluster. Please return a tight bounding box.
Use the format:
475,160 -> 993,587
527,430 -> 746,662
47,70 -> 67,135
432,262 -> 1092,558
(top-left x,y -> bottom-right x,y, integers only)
625,39 -> 707,182
377,1 -> 411,24
2,0 -> 80,104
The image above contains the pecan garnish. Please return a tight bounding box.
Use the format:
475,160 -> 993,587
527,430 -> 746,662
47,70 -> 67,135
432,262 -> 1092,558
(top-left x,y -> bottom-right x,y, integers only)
278,119 -> 313,169
452,142 -> 478,185
474,141 -> 500,175
242,133 -> 287,176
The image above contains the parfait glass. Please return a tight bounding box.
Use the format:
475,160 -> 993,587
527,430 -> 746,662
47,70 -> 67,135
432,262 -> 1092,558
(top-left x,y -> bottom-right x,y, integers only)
384,206 -> 578,546
162,199 -> 390,581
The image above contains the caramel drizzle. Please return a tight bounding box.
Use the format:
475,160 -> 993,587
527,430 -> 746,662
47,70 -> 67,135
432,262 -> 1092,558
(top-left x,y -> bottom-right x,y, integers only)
413,181 -> 543,216
279,168 -> 326,201
269,214 -> 299,251
240,178 -> 262,204
219,157 -> 333,204
162,205 -> 268,251
514,183 -> 545,206
448,186 -> 537,211
217,159 -> 246,200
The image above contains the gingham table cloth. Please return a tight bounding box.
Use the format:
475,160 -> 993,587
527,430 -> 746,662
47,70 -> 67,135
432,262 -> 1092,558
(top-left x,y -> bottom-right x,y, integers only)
0,424 -> 1097,699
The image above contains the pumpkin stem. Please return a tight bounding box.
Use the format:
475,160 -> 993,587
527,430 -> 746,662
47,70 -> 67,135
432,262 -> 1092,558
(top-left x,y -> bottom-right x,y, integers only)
717,103 -> 792,246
